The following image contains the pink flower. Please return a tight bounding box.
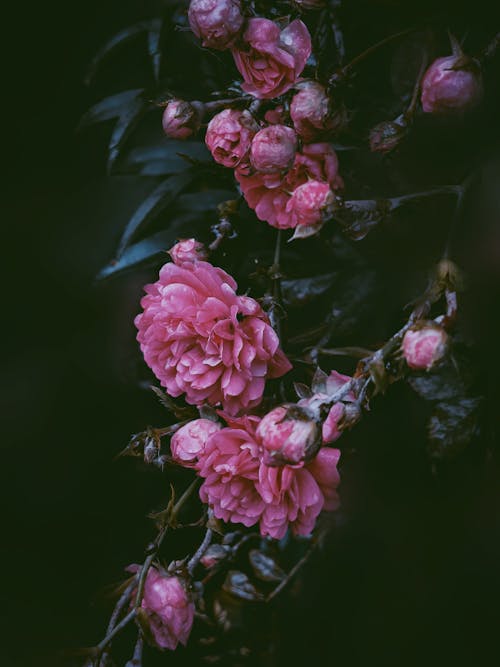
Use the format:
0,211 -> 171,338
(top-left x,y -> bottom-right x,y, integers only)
170,418 -> 221,465
205,108 -> 258,169
232,18 -> 312,99
250,125 -> 297,174
290,80 -> 339,141
299,370 -> 354,443
188,0 -> 244,50
135,260 -> 291,415
256,405 -> 320,465
126,565 -> 194,650
197,416 -> 340,539
162,100 -> 204,139
236,142 -> 343,229
402,324 -> 448,371
421,55 -> 483,115
286,180 -> 334,229
168,238 -> 207,265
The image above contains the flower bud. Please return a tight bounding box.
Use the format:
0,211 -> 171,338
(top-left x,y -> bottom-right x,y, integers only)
188,0 -> 244,51
250,125 -> 297,174
286,180 -> 334,227
402,324 -> 448,371
126,565 -> 194,650
205,108 -> 258,168
170,418 -> 221,466
369,116 -> 408,154
421,55 -> 483,115
200,543 -> 230,568
290,81 -> 343,141
168,238 -> 207,266
162,99 -> 204,139
256,404 -> 321,465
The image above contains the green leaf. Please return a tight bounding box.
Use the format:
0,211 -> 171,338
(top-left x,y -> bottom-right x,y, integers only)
77,89 -> 144,129
282,273 -> 338,307
123,142 -> 211,176
106,95 -> 151,173
115,170 -> 195,258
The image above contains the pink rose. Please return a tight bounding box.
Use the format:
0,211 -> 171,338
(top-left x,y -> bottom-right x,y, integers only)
402,324 -> 448,371
162,100 -> 204,139
250,125 -> 297,174
188,0 -> 244,50
421,55 -> 483,115
170,418 -> 221,466
286,180 -> 334,229
256,405 -> 320,465
232,18 -> 312,99
205,108 -> 258,169
126,565 -> 194,650
135,260 -> 291,415
197,415 -> 340,539
290,80 -> 340,141
236,142 -> 343,229
168,238 -> 207,265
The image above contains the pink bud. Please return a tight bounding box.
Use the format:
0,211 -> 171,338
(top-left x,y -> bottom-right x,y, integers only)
162,99 -> 204,139
290,81 -> 341,141
126,565 -> 194,650
168,238 -> 207,266
170,418 -> 222,466
256,405 -> 320,465
286,180 -> 334,227
421,55 -> 483,115
250,125 -> 297,174
402,324 -> 448,371
200,543 -> 229,568
205,108 -> 259,169
188,0 -> 244,50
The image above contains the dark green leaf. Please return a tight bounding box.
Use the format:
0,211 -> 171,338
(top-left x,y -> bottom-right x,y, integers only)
123,142 -> 210,176
427,397 -> 482,460
282,273 -> 338,307
176,190 -> 237,213
107,96 -> 151,173
407,361 -> 467,402
77,89 -> 144,129
222,571 -> 263,602
115,171 -> 194,258
248,550 -> 286,583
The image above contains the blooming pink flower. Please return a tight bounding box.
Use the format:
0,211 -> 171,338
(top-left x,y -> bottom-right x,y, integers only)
168,238 -> 207,266
197,415 -> 340,539
162,100 -> 204,139
421,55 -> 483,115
205,108 -> 258,169
188,0 -> 244,50
290,80 -> 338,141
135,260 -> 291,415
256,405 -> 320,465
250,125 -> 297,174
170,418 -> 221,466
232,18 -> 312,99
286,180 -> 334,229
126,565 -> 194,650
402,324 -> 448,371
236,142 -> 343,229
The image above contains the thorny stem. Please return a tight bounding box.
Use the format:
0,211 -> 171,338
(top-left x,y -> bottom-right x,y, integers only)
266,542 -> 316,602
187,526 -> 213,575
125,634 -> 144,667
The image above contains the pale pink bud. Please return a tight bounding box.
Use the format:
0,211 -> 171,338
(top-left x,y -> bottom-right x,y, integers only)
256,404 -> 321,465
200,543 -> 229,568
421,55 -> 483,115
168,238 -> 207,266
126,565 -> 194,650
290,81 -> 341,141
286,180 -> 334,227
205,108 -> 259,168
250,125 -> 297,174
402,324 -> 448,371
170,418 -> 222,466
162,99 -> 204,139
188,0 -> 244,50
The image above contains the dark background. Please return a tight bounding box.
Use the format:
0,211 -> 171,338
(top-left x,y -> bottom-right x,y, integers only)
2,1 -> 500,666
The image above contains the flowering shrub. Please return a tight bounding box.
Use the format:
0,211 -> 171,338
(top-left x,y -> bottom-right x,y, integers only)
78,2 -> 495,664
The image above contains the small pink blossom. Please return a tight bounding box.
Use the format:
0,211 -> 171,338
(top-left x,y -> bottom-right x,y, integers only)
205,108 -> 258,169
162,100 -> 204,139
421,55 -> 483,115
126,565 -> 194,650
232,18 -> 312,99
299,370 -> 354,443
197,415 -> 340,539
170,418 -> 221,465
168,238 -> 207,265
135,260 -> 291,415
250,125 -> 297,174
402,325 -> 448,371
286,180 -> 334,229
256,405 -> 320,465
290,81 -> 338,141
236,143 -> 343,229
188,0 -> 244,50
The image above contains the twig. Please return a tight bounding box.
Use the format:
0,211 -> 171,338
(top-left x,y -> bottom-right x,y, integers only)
125,634 -> 144,667
187,527 -> 213,575
266,546 -> 315,603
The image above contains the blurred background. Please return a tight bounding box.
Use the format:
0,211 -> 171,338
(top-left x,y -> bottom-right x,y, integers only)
2,1 -> 500,665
